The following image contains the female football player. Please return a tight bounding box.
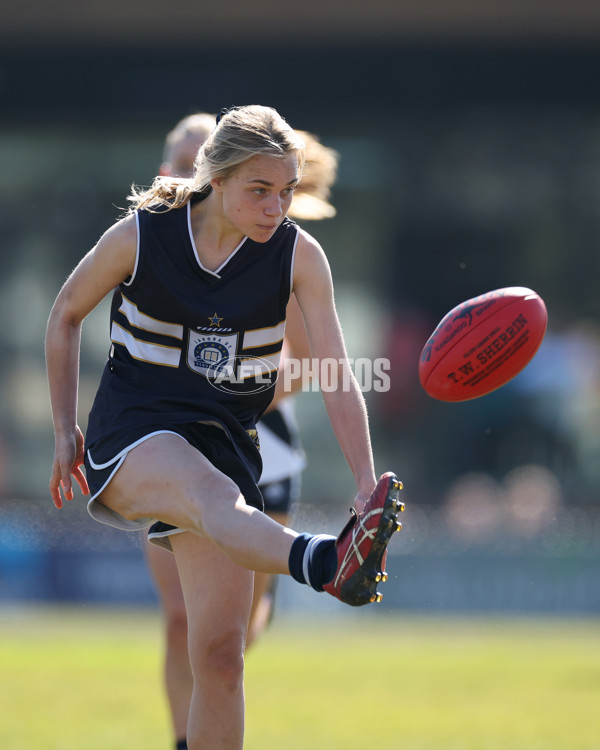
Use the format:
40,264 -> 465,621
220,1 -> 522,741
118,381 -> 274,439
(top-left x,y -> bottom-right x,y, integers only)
46,104 -> 403,750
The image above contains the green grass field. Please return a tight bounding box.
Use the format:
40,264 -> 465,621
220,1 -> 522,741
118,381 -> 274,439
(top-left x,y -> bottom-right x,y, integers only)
0,607 -> 598,750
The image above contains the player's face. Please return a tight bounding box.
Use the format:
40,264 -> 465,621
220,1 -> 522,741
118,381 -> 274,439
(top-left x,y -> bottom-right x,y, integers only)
215,153 -> 299,243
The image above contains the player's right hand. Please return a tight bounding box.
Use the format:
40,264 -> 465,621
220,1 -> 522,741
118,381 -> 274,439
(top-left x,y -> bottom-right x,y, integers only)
49,425 -> 90,509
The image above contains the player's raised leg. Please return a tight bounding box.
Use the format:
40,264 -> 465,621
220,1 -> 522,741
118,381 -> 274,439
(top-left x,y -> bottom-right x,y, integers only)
100,434 -> 404,604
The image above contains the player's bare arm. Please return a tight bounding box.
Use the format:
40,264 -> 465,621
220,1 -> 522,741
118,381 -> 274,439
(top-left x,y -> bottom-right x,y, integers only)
292,229 -> 377,505
45,214 -> 138,508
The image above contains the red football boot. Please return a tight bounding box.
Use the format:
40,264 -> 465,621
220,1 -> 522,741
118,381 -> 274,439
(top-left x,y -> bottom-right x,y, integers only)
323,472 -> 404,606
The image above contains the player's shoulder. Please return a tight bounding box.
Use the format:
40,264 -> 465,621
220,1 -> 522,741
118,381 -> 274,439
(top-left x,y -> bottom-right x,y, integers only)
294,224 -> 326,259
103,210 -> 137,243
93,211 -> 138,273
296,227 -> 329,273
292,225 -> 331,289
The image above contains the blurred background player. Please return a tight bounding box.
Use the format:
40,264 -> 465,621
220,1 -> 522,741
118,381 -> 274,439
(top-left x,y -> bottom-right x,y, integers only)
145,112 -> 339,750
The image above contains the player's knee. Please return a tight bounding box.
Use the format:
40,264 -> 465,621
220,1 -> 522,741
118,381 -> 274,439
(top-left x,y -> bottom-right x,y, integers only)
194,482 -> 248,540
190,629 -> 245,692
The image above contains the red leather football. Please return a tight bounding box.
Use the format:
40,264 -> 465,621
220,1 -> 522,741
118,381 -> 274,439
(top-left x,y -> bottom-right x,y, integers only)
419,287 -> 547,402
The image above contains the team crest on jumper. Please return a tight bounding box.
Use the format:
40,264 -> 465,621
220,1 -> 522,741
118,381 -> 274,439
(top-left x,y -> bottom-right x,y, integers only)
187,331 -> 238,378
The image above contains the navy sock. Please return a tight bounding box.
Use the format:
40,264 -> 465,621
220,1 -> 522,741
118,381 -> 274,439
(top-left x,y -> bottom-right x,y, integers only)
289,533 -> 337,592
175,739 -> 188,750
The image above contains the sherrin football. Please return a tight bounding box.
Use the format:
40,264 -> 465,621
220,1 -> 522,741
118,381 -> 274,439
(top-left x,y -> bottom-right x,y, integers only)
419,287 -> 547,402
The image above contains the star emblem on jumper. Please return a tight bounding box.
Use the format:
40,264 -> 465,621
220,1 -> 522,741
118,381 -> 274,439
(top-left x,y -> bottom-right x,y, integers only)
208,312 -> 223,327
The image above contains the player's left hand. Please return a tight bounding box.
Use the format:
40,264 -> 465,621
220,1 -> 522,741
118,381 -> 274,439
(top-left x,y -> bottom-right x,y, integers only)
352,491 -> 369,514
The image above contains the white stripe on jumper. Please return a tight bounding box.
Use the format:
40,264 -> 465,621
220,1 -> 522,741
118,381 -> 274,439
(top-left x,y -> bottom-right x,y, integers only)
111,322 -> 181,367
242,321 -> 286,349
119,295 -> 184,340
